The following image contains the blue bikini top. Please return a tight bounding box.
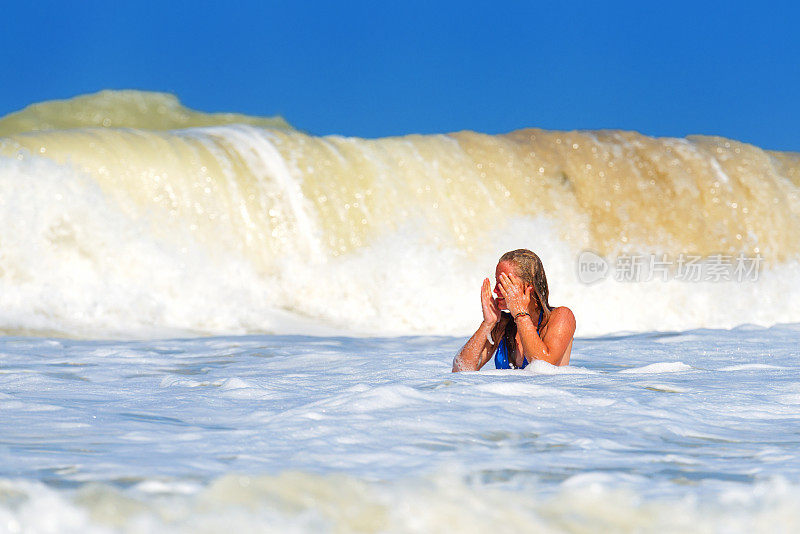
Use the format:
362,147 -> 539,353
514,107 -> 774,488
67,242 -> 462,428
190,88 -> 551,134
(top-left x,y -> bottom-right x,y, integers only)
494,309 -> 544,369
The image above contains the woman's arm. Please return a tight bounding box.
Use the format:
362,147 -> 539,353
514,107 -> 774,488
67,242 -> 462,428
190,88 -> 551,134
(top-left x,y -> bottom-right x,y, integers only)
515,307 -> 575,366
452,321 -> 498,371
452,278 -> 503,372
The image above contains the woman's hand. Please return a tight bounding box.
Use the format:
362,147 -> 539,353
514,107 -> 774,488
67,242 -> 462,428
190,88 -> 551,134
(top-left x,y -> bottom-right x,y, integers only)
498,273 -> 532,317
481,277 -> 501,326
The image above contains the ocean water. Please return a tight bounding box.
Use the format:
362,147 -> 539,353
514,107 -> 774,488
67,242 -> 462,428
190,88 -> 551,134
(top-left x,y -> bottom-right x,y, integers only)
2,328 -> 800,533
1,91 -> 799,532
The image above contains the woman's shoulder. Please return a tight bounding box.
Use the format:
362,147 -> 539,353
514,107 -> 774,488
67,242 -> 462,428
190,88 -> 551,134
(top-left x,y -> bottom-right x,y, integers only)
549,306 -> 576,328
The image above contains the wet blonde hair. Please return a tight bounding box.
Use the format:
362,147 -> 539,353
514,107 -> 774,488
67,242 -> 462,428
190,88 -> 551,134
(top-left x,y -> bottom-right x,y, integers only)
499,249 -> 552,324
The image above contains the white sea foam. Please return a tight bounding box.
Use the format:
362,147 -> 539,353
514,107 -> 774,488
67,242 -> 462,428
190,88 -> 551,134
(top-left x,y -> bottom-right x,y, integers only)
719,364 -> 787,371
619,362 -> 693,374
0,324 -> 798,530
2,473 -> 800,533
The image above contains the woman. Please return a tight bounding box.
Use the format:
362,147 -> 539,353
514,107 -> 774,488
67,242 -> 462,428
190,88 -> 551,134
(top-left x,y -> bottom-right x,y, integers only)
453,249 -> 576,371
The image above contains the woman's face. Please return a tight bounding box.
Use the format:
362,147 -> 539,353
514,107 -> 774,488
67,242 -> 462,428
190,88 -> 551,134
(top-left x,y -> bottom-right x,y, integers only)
494,261 -> 517,310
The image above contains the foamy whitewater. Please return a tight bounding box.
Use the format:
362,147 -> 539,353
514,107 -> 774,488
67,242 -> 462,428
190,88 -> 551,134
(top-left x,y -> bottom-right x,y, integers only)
0,91 -> 799,532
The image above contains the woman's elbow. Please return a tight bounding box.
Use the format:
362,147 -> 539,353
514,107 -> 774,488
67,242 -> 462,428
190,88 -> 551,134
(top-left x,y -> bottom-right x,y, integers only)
452,354 -> 479,372
452,357 -> 469,372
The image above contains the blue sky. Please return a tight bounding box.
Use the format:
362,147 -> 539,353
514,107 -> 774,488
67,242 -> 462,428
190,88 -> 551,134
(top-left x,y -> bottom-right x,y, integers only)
1,1 -> 798,150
